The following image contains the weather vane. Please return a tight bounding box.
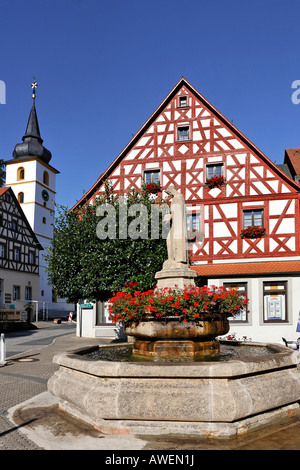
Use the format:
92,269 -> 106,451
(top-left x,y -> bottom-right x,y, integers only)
31,77 -> 39,99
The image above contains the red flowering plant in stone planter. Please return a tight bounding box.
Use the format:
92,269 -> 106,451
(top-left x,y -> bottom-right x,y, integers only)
206,175 -> 225,189
240,225 -> 266,239
108,284 -> 249,326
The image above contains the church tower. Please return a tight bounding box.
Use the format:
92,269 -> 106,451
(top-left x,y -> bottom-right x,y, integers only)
5,79 -> 60,310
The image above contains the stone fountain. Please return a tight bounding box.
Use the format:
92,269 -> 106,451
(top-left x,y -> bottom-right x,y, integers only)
47,187 -> 300,437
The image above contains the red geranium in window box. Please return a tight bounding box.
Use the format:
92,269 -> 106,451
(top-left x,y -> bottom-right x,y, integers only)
206,175 -> 225,189
240,225 -> 266,239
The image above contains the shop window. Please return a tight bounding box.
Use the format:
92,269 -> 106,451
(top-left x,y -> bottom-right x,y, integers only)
223,282 -> 248,322
263,282 -> 288,322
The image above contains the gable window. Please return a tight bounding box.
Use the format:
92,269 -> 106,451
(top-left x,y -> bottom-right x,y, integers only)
243,209 -> 263,229
177,126 -> 190,141
14,247 -> 20,261
223,282 -> 248,322
206,163 -> 223,180
0,243 -> 6,258
18,192 -> 24,204
11,219 -> 18,231
13,285 -> 20,300
144,169 -> 160,185
178,96 -> 188,107
29,251 -> 35,265
17,167 -> 25,180
263,282 -> 288,322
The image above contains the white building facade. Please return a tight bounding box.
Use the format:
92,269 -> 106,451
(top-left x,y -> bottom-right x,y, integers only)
5,86 -> 73,318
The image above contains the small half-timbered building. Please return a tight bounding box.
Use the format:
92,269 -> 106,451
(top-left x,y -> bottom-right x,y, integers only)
0,186 -> 42,318
72,77 -> 300,343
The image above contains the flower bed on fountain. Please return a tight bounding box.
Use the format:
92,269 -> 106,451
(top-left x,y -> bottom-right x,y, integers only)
108,284 -> 248,358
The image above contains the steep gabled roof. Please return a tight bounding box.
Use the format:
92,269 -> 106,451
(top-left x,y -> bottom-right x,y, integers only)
284,148 -> 300,177
70,77 -> 300,211
0,186 -> 43,250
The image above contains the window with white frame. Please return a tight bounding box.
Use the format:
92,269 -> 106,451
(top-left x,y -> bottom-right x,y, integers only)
263,282 -> 288,322
25,286 -> 32,301
0,243 -> 6,258
177,126 -> 190,141
206,163 -> 223,180
178,96 -> 188,107
186,213 -> 200,232
144,169 -> 160,185
13,285 -> 20,300
14,247 -> 20,261
243,209 -> 264,229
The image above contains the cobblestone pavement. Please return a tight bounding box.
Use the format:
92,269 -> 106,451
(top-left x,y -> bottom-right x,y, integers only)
2,325 -> 300,450
0,327 -> 101,450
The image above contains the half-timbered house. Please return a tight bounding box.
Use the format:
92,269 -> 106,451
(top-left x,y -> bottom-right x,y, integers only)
0,186 -> 42,319
72,77 -> 300,343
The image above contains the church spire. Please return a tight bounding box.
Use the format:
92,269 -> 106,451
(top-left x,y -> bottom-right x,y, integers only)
12,78 -> 52,164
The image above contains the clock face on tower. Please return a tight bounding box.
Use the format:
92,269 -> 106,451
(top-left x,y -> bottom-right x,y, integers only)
41,189 -> 49,201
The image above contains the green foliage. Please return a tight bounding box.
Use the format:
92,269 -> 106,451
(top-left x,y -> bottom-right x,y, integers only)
45,181 -> 169,303
0,159 -> 6,187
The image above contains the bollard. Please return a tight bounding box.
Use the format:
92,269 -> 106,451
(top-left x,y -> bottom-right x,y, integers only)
1,333 -> 5,361
0,333 -> 6,364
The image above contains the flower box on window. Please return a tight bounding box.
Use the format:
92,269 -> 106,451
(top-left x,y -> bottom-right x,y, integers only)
187,229 -> 204,243
240,225 -> 266,239
206,175 -> 225,189
145,182 -> 162,194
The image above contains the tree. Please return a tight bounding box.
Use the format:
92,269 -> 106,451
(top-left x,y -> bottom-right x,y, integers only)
45,181 -> 169,303
0,159 -> 5,187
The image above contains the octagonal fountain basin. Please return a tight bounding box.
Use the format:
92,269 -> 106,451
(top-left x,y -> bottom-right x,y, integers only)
47,341 -> 300,438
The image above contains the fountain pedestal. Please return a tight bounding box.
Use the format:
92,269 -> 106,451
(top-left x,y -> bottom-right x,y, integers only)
125,317 -> 229,358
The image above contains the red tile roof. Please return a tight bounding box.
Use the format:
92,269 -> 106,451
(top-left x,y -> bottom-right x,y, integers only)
0,187 -> 9,196
191,260 -> 300,277
285,149 -> 300,175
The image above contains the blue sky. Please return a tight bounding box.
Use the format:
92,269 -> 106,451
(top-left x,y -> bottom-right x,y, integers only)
1,0 -> 300,209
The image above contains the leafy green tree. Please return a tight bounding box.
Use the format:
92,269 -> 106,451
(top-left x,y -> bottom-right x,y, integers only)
45,181 -> 169,303
0,159 -> 6,187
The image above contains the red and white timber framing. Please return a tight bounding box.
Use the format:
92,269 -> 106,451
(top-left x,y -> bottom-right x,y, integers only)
72,77 -> 300,266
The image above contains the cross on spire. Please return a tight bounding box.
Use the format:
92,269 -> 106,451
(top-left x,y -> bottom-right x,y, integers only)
31,77 -> 39,99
